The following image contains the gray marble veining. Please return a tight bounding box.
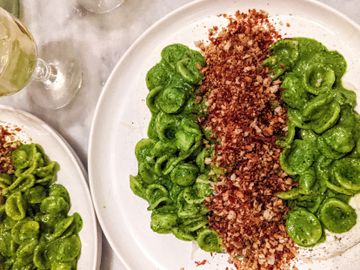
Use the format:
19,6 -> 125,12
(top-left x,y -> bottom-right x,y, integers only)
0,0 -> 358,269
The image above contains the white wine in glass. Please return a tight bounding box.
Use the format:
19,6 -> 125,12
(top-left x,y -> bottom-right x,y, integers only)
0,7 -> 82,109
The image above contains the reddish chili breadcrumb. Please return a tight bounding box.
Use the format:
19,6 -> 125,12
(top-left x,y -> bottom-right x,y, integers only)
0,124 -> 21,204
198,9 -> 297,270
0,125 -> 20,175
194,259 -> 207,267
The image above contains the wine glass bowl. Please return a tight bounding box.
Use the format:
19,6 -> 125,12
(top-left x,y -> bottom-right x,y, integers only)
0,7 -> 83,109
0,9 -> 36,96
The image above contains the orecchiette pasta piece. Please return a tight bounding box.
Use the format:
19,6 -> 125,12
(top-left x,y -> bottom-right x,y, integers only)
286,208 -> 323,247
155,112 -> 179,141
176,189 -> 201,219
151,140 -> 177,158
4,174 -> 35,195
303,63 -> 335,95
302,92 -> 341,134
49,184 -> 71,204
170,163 -> 199,187
334,87 -> 356,107
146,86 -> 162,113
157,86 -> 188,114
161,43 -> 191,69
47,235 -> 81,263
11,144 -> 37,171
150,211 -> 178,234
180,215 -> 208,232
138,160 -> 157,184
333,158 -> 360,192
292,37 -> 327,61
318,137 -> 346,160
146,62 -> 171,90
145,184 -> 171,210
15,239 -> 38,265
299,129 -> 318,142
263,39 -> 299,79
196,229 -> 223,253
0,231 -> 16,257
281,74 -> 309,109
34,161 -> 57,178
11,219 -> 39,244
40,195 -> 70,215
47,213 -> 82,241
280,140 -> 315,176
319,198 -> 356,233
298,168 -> 316,195
129,175 -> 147,199
24,185 -> 47,204
277,122 -> 296,148
182,187 -> 203,205
195,147 -> 213,172
287,109 -> 311,130
323,126 -> 355,154
172,227 -> 195,241
290,195 -> 323,214
176,58 -> 203,85
0,173 -> 12,189
147,115 -> 159,140
33,243 -> 48,269
5,192 -> 27,221
277,188 -> 301,200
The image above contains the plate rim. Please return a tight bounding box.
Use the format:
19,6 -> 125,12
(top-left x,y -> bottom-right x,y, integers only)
0,104 -> 102,270
88,0 -> 360,269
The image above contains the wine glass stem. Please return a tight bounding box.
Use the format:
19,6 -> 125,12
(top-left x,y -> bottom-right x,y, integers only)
32,58 -> 58,86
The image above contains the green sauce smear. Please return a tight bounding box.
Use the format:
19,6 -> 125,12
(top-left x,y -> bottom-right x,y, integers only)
130,44 -> 222,252
266,37 -> 360,247
0,143 -> 82,269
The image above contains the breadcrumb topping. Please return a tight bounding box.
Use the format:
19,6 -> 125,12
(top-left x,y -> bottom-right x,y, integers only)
198,10 -> 297,270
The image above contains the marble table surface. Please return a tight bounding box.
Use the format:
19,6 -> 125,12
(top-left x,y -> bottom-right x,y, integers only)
0,0 -> 359,269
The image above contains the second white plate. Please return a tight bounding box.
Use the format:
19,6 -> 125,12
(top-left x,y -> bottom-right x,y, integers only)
0,105 -> 101,270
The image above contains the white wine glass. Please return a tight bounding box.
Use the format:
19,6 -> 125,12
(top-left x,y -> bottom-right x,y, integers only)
0,7 -> 82,109
78,0 -> 125,14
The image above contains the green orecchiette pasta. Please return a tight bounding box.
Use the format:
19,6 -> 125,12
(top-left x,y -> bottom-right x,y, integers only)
268,37 -> 360,247
157,86 -> 188,114
196,229 -> 223,253
150,211 -> 178,234
264,39 -> 299,79
333,158 -> 360,191
11,219 -> 39,244
286,208 -> 323,247
131,43 -> 222,253
319,198 -> 356,233
170,163 -> 199,187
303,63 -> 335,95
280,139 -> 315,175
5,192 -> 27,221
0,143 -> 82,269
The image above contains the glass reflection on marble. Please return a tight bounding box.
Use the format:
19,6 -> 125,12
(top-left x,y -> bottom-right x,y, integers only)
78,0 -> 125,14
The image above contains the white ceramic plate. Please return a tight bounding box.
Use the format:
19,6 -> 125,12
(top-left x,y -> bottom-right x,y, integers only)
88,0 -> 360,269
0,105 -> 101,270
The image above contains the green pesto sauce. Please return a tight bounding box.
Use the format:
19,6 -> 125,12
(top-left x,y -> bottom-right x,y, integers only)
0,143 -> 82,269
130,44 -> 222,253
266,37 -> 360,247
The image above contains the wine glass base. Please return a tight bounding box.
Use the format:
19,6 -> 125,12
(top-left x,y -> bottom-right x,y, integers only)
29,42 -> 83,110
78,0 -> 125,14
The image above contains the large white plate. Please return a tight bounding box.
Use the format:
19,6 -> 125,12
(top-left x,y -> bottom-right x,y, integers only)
0,105 -> 101,270
88,0 -> 360,269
